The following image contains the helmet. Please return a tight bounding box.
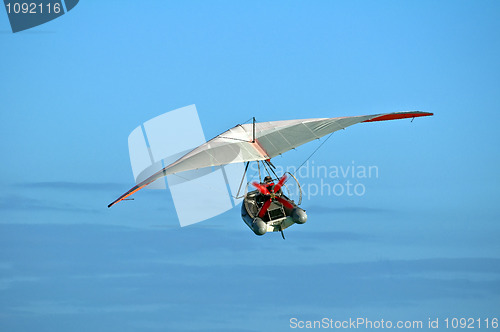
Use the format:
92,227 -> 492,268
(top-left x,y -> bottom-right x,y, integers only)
263,176 -> 273,183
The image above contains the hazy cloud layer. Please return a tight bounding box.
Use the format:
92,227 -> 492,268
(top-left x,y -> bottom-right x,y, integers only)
1,224 -> 498,331
0,195 -> 99,214
14,181 -> 125,192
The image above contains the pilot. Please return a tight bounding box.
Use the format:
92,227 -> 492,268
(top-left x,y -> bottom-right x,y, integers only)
263,176 -> 274,191
262,176 -> 283,196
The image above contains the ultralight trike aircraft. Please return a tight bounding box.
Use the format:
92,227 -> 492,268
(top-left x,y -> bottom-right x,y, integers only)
108,111 -> 433,238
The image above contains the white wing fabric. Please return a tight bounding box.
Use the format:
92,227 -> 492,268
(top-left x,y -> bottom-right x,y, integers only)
108,111 -> 432,207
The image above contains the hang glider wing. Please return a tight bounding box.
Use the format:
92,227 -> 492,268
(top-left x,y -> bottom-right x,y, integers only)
108,111 -> 432,207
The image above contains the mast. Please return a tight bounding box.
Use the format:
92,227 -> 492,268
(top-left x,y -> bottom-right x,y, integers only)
252,117 -> 255,143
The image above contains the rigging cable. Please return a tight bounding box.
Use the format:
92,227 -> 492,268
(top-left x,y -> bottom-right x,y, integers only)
265,159 -> 280,180
292,132 -> 335,176
261,159 -> 272,179
259,160 -> 264,182
235,162 -> 250,198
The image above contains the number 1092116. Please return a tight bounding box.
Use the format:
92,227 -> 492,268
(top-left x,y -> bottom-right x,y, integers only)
5,2 -> 62,14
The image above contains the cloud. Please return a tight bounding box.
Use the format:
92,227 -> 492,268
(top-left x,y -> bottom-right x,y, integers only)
307,205 -> 394,214
12,301 -> 172,315
15,181 -> 125,192
0,195 -> 99,213
1,223 -> 498,331
0,276 -> 40,290
296,230 -> 376,242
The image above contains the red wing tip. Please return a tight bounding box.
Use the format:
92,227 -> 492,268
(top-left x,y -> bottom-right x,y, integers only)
363,112 -> 433,123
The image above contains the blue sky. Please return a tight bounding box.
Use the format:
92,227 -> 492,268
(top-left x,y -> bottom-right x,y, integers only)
1,1 -> 499,331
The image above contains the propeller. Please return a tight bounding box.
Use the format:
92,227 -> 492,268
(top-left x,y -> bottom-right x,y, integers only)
252,174 -> 294,218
